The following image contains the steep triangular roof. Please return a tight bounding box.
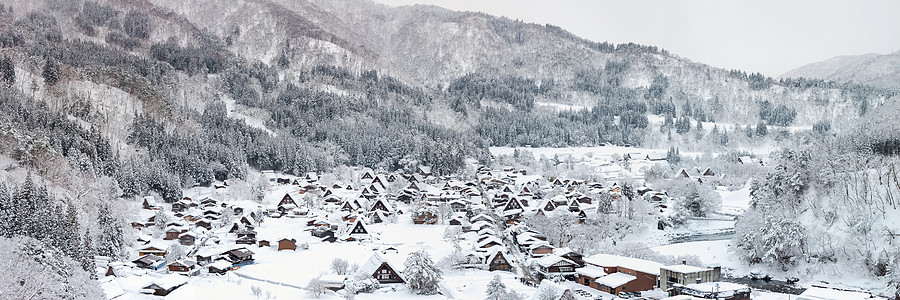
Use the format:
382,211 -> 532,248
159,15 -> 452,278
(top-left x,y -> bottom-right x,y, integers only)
369,198 -> 393,213
358,252 -> 404,281
346,219 -> 371,236
502,197 -> 524,211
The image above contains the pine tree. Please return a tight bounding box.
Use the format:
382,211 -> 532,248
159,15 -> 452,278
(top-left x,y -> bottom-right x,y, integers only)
0,56 -> 14,85
755,121 -> 768,137
81,229 -> 97,276
0,183 -> 12,237
62,201 -> 81,255
96,203 -> 125,259
666,147 -> 681,164
486,275 -> 507,300
14,176 -> 36,237
42,58 -> 60,86
404,250 -> 442,295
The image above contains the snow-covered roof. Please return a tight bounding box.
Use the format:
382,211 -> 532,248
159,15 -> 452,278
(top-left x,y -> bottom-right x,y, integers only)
208,261 -> 233,270
575,265 -> 607,278
100,276 -> 124,300
477,228 -> 497,236
528,242 -> 553,250
471,220 -> 495,229
536,254 -> 575,268
477,236 -> 503,248
470,213 -> 494,222
661,264 -> 711,273
584,254 -> 664,275
150,274 -> 188,290
595,272 -> 636,288
358,252 -> 404,278
553,247 -> 578,257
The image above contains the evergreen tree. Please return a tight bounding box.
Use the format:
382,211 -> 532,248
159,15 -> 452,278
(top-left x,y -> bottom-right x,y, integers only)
404,250 -> 442,295
0,56 -> 14,85
96,203 -> 125,259
675,117 -> 691,134
666,147 -> 681,164
486,275 -> 507,300
0,183 -> 12,237
719,129 -> 729,146
81,229 -> 97,276
755,121 -> 768,137
42,58 -> 60,85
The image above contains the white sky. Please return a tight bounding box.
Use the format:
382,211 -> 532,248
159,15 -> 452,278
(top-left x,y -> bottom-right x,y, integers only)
373,0 -> 900,76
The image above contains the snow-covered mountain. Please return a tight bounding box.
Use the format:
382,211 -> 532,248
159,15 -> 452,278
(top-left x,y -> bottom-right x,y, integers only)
780,51 -> 900,90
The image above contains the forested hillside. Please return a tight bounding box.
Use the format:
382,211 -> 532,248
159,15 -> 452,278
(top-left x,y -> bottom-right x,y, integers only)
0,0 -> 897,295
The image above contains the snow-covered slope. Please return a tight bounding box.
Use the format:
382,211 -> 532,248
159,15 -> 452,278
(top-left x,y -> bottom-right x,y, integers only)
780,51 -> 900,90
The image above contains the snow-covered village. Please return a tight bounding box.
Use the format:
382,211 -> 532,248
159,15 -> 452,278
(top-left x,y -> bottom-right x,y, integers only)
77,144 -> 885,300
1,0 -> 900,299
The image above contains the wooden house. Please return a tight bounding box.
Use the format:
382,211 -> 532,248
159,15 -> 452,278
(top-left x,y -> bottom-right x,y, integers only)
142,274 -> 187,296
477,237 -> 503,249
540,199 -> 557,211
138,245 -> 167,257
195,220 -> 212,231
359,252 -> 404,284
554,248 -> 585,267
179,232 -> 196,246
167,259 -> 199,276
530,243 -> 555,257
416,166 -> 432,178
172,200 -> 191,212
305,172 -> 319,182
568,199 -> 582,212
165,227 -> 186,240
502,198 -> 524,212
277,238 -> 297,251
536,254 -> 578,278
133,254 -> 165,270
470,214 -> 493,223
236,229 -> 257,245
279,193 -> 298,208
449,200 -> 467,212
340,200 -> 357,212
369,199 -> 392,213
344,219 -> 371,240
258,240 -> 270,247
207,261 -> 233,275
223,248 -> 255,266
412,210 -> 437,225
486,251 -> 512,272
142,197 -> 159,210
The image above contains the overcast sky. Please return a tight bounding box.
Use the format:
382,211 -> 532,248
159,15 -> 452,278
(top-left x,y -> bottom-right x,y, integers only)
373,0 -> 900,77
